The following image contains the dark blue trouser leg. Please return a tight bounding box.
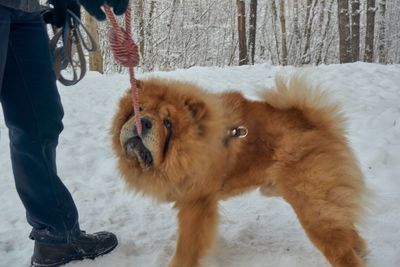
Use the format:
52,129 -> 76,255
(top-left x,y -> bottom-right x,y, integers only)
0,6 -> 80,244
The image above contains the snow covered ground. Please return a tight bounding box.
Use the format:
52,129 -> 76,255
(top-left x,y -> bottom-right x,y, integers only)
1,63 -> 399,267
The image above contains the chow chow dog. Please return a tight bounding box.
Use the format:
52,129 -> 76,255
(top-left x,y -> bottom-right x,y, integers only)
111,75 -> 367,267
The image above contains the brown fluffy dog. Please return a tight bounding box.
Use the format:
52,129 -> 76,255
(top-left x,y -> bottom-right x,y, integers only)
111,75 -> 367,267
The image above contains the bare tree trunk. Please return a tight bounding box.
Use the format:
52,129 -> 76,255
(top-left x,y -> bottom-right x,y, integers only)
237,0 -> 248,65
271,0 -> 280,64
378,0 -> 387,63
351,0 -> 360,61
318,0 -> 327,28
315,0 -> 326,65
337,0 -> 352,63
316,0 -> 335,65
229,1 -> 237,66
302,0 -> 317,64
364,0 -> 376,62
279,0 -> 288,65
293,0 -> 300,43
324,34 -> 336,63
291,0 -> 300,65
145,0 -> 156,71
164,0 -> 179,69
134,0 -> 145,62
248,0 -> 257,65
85,12 -> 103,73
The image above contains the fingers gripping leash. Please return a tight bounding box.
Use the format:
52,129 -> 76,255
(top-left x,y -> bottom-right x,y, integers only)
104,4 -> 142,136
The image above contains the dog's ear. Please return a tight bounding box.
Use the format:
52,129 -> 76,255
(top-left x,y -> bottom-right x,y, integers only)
184,98 -> 207,122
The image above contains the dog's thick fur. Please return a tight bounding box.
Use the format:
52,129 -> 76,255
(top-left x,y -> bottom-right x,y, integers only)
112,75 -> 367,267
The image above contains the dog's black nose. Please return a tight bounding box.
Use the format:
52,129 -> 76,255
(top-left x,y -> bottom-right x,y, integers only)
139,117 -> 152,136
141,117 -> 152,130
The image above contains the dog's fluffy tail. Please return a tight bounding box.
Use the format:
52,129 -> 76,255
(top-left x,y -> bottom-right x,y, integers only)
259,73 -> 347,136
259,73 -> 373,226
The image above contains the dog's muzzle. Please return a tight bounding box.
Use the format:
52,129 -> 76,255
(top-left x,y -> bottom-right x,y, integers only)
123,136 -> 153,167
120,117 -> 154,167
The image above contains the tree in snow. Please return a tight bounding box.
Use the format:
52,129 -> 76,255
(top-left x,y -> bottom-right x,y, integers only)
301,0 -> 317,64
337,0 -> 352,63
351,0 -> 360,61
237,0 -> 248,65
377,0 -> 387,63
84,11 -> 103,73
248,0 -> 257,65
279,0 -> 288,66
364,0 -> 376,62
78,0 -> 400,72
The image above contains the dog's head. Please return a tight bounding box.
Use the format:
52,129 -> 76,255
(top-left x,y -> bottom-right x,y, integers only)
112,79 -> 228,200
117,80 -> 210,169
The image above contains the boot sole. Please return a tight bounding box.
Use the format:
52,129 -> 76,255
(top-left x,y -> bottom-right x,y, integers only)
31,241 -> 118,267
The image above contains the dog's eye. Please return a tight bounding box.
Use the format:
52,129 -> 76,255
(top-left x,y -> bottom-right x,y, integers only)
139,106 -> 143,112
163,119 -> 172,129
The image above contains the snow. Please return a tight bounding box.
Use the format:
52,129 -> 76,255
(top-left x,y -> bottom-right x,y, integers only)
1,62 -> 400,267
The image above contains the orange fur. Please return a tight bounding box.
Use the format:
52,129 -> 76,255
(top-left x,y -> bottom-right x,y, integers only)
111,75 -> 367,267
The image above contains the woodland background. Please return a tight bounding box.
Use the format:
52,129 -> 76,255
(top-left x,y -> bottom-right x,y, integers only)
78,0 -> 400,73
2,2 -> 399,266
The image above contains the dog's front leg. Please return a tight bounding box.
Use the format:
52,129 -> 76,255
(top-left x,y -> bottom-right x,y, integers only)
168,196 -> 219,267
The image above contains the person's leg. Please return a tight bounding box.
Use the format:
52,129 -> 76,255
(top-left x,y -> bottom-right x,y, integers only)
0,5 -> 10,89
1,7 -> 118,266
0,5 -> 80,244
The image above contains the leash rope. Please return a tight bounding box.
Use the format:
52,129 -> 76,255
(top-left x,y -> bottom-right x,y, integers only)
104,4 -> 142,136
45,8 -> 97,86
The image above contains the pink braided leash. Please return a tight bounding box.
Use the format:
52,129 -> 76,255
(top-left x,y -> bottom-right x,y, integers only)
104,4 -> 142,136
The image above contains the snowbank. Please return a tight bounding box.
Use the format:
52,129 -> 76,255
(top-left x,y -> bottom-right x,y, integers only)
1,63 -> 399,267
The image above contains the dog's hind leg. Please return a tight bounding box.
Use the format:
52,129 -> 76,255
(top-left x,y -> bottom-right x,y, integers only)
304,219 -> 366,267
169,196 -> 219,267
283,193 -> 367,267
276,160 -> 367,267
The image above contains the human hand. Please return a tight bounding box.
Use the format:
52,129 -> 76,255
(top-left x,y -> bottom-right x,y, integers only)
49,0 -> 81,28
79,0 -> 130,21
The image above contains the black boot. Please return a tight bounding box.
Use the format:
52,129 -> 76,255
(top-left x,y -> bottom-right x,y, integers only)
31,231 -> 118,267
